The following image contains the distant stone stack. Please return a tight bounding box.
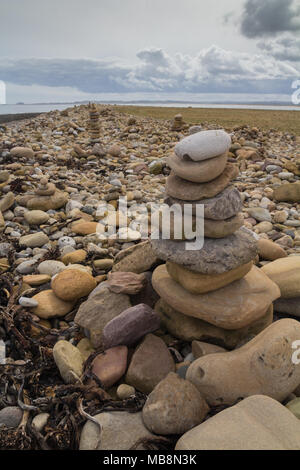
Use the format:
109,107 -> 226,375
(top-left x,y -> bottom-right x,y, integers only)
171,114 -> 186,131
88,104 -> 100,144
26,176 -> 68,211
151,130 -> 280,349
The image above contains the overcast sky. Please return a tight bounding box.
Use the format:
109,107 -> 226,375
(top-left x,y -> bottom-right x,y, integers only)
0,0 -> 300,103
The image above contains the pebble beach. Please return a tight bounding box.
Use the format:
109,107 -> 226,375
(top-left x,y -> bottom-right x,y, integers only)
1,103 -> 300,450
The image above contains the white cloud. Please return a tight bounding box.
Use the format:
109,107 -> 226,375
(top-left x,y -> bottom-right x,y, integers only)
0,45 -> 299,98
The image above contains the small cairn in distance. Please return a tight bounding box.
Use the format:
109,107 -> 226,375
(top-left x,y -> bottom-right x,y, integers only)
88,103 -> 100,144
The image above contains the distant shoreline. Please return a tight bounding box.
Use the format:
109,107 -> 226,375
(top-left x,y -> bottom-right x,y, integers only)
0,113 -> 41,124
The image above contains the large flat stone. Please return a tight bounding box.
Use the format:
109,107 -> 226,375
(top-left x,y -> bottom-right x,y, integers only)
155,299 -> 273,350
165,185 -> 242,220
152,264 -> 280,329
166,260 -> 253,294
150,227 -> 257,275
174,129 -> 231,162
167,152 -> 228,183
165,164 -> 239,201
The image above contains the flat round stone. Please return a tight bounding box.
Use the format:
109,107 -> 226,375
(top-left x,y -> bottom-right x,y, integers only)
152,264 -> 280,330
175,129 -> 231,162
165,185 -> 242,221
167,152 -> 228,183
165,164 -> 239,201
150,227 -> 258,274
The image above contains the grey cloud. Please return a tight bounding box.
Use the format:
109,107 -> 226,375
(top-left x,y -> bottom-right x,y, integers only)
0,46 -> 299,96
258,34 -> 300,61
240,0 -> 300,38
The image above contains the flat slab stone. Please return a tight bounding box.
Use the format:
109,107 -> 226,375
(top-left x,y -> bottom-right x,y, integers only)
150,227 -> 258,274
165,164 -> 239,201
165,186 -> 242,221
175,395 -> 300,450
152,264 -> 280,329
155,299 -> 273,350
166,260 -> 253,294
174,129 -> 231,162
167,152 -> 228,183
153,208 -> 243,239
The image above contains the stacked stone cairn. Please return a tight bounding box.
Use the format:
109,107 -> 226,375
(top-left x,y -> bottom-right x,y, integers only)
88,103 -> 100,144
151,130 -> 281,349
25,176 -> 68,211
171,113 -> 186,131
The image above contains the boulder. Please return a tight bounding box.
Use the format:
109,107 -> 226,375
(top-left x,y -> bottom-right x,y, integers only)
0,407 -> 23,428
165,185 -> 242,220
274,297 -> 300,317
10,146 -> 34,159
274,183 -> 300,203
176,395 -> 300,450
258,239 -> 287,261
107,271 -> 147,294
24,210 -> 49,225
0,192 -> 15,212
19,232 -> 49,248
27,191 -> 68,211
186,319 -> 300,406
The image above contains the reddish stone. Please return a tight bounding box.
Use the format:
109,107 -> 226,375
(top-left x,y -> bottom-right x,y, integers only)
102,303 -> 160,349
91,346 -> 128,389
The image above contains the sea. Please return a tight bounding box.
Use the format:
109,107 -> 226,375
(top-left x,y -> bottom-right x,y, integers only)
0,102 -> 300,115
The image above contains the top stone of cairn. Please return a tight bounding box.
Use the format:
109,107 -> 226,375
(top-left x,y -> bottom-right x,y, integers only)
174,129 -> 231,162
